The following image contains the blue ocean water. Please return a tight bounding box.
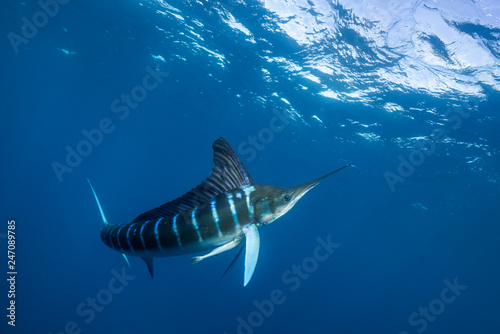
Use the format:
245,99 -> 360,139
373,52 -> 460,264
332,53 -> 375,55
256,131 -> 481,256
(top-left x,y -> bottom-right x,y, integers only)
1,0 -> 499,333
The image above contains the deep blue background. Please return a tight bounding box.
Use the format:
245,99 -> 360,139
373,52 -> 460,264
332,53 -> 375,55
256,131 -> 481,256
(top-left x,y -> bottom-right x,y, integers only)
1,1 -> 499,334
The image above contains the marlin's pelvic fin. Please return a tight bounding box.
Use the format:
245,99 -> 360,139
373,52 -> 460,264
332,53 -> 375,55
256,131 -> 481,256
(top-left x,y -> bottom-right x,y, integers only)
191,237 -> 244,263
221,243 -> 245,281
243,224 -> 260,286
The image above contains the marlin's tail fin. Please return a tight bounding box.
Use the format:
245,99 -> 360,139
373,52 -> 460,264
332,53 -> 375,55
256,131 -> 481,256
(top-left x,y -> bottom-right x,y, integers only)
87,179 -> 130,268
87,179 -> 109,226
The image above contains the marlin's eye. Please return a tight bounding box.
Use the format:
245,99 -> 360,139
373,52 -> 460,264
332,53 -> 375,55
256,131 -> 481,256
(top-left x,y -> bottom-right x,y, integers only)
284,195 -> 291,202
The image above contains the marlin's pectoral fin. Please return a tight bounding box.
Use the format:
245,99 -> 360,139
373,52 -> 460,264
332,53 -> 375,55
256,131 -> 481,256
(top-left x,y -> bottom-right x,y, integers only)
243,224 -> 260,287
191,237 -> 243,263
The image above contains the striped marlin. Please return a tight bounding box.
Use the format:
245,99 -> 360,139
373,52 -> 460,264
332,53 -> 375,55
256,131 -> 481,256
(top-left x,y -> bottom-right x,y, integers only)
88,137 -> 352,286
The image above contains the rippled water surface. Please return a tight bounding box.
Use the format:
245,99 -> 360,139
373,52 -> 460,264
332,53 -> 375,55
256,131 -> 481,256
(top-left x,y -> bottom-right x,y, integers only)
1,1 -> 499,334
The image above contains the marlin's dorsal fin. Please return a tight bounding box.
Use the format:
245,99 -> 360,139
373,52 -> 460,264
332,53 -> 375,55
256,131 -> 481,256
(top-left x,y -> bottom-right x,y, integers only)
134,138 -> 253,222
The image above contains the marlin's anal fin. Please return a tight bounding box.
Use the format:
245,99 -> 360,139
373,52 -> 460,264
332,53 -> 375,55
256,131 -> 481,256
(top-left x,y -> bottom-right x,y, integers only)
242,224 -> 260,287
141,257 -> 154,278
